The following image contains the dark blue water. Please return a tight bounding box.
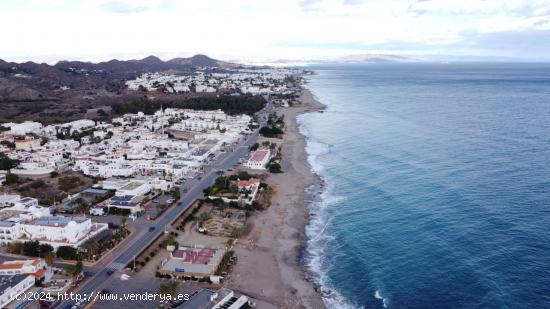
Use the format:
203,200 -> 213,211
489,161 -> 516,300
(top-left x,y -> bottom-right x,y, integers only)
300,63 -> 550,309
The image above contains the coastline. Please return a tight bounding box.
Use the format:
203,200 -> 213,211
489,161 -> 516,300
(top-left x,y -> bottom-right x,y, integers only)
226,85 -> 327,308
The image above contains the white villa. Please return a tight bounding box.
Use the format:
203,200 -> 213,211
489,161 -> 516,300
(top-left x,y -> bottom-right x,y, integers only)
244,149 -> 271,170
0,197 -> 108,248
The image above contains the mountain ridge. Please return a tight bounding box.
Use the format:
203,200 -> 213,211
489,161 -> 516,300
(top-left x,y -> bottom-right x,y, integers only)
0,54 -> 244,112
333,54 -> 420,63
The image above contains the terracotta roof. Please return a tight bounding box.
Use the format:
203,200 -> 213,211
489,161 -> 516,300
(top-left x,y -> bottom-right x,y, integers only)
0,262 -> 24,270
31,268 -> 46,278
238,178 -> 260,188
249,150 -> 269,162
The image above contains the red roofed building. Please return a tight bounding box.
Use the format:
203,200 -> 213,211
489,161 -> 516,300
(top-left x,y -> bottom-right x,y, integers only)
0,258 -> 51,282
237,178 -> 261,205
160,246 -> 225,278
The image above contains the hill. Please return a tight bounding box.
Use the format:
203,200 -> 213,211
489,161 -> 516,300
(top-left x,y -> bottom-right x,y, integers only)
0,54 -> 243,124
333,54 -> 419,63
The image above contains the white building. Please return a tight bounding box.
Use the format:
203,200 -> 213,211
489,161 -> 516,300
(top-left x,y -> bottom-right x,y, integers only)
0,258 -> 51,282
99,179 -> 152,197
4,121 -> 43,136
0,195 -> 41,211
0,209 -> 108,249
0,274 -> 35,308
243,149 -> 271,170
0,195 -> 23,208
237,178 -> 261,205
14,137 -> 41,151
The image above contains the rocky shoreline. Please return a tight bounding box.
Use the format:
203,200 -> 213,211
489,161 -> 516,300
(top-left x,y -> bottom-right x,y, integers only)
226,85 -> 327,308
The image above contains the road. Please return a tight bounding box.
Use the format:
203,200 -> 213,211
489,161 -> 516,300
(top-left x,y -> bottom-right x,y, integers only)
55,100 -> 272,308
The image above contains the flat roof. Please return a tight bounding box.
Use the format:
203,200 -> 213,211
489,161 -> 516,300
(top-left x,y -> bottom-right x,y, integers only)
176,289 -> 216,309
120,182 -> 145,191
249,150 -> 269,162
0,221 -> 16,227
82,188 -> 110,195
32,216 -> 87,226
0,274 -> 31,294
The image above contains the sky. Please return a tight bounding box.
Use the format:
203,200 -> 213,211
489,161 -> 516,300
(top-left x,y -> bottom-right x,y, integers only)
1,0 -> 550,63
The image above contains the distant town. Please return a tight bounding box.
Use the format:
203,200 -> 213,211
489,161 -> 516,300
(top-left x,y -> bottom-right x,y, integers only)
0,61 -> 306,309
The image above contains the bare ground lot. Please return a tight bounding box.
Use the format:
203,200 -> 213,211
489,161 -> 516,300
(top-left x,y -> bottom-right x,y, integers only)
1,170 -> 94,206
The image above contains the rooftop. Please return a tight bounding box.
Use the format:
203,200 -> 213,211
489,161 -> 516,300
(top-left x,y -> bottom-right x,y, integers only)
176,289 -> 216,309
82,188 -> 110,195
0,274 -> 31,294
0,221 -> 16,227
237,178 -> 260,188
249,150 -> 269,162
120,181 -> 145,191
0,258 -> 41,270
31,216 -> 87,227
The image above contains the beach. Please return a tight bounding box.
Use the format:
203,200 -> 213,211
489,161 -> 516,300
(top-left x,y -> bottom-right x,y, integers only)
227,86 -> 326,308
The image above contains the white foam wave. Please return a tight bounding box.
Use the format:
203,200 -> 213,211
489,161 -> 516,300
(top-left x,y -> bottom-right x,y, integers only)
299,109 -> 361,309
375,290 -> 389,308
297,116 -> 331,174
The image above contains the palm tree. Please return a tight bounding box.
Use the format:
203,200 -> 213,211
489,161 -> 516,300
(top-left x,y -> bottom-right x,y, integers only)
67,261 -> 83,278
45,252 -> 56,266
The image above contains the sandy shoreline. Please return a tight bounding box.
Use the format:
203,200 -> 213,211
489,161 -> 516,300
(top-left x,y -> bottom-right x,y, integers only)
226,86 -> 326,308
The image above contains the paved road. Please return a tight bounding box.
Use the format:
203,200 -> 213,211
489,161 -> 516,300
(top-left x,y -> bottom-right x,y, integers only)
56,101 -> 272,308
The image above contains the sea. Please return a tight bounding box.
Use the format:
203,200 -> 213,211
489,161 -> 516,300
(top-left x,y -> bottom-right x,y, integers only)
299,63 -> 550,309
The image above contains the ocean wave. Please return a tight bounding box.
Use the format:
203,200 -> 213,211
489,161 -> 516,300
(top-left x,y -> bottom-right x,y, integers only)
297,116 -> 331,173
374,290 -> 389,308
305,185 -> 359,309
299,111 -> 360,309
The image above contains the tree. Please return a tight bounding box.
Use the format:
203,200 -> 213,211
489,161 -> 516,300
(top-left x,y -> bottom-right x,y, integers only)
38,243 -> 54,257
83,240 -> 100,257
158,280 -> 179,298
0,153 -> 19,171
268,162 -> 282,173
165,235 -> 179,248
259,126 -> 283,138
4,173 -> 18,185
7,241 -> 23,254
172,189 -> 181,200
67,261 -> 83,277
45,252 -> 56,266
56,246 -> 78,260
22,241 -> 40,256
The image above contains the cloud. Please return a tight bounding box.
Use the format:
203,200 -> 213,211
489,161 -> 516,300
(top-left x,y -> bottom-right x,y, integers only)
100,1 -> 148,13
1,0 -> 550,62
342,0 -> 367,5
298,0 -> 322,12
99,0 -> 174,14
463,29 -> 550,58
533,19 -> 550,27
